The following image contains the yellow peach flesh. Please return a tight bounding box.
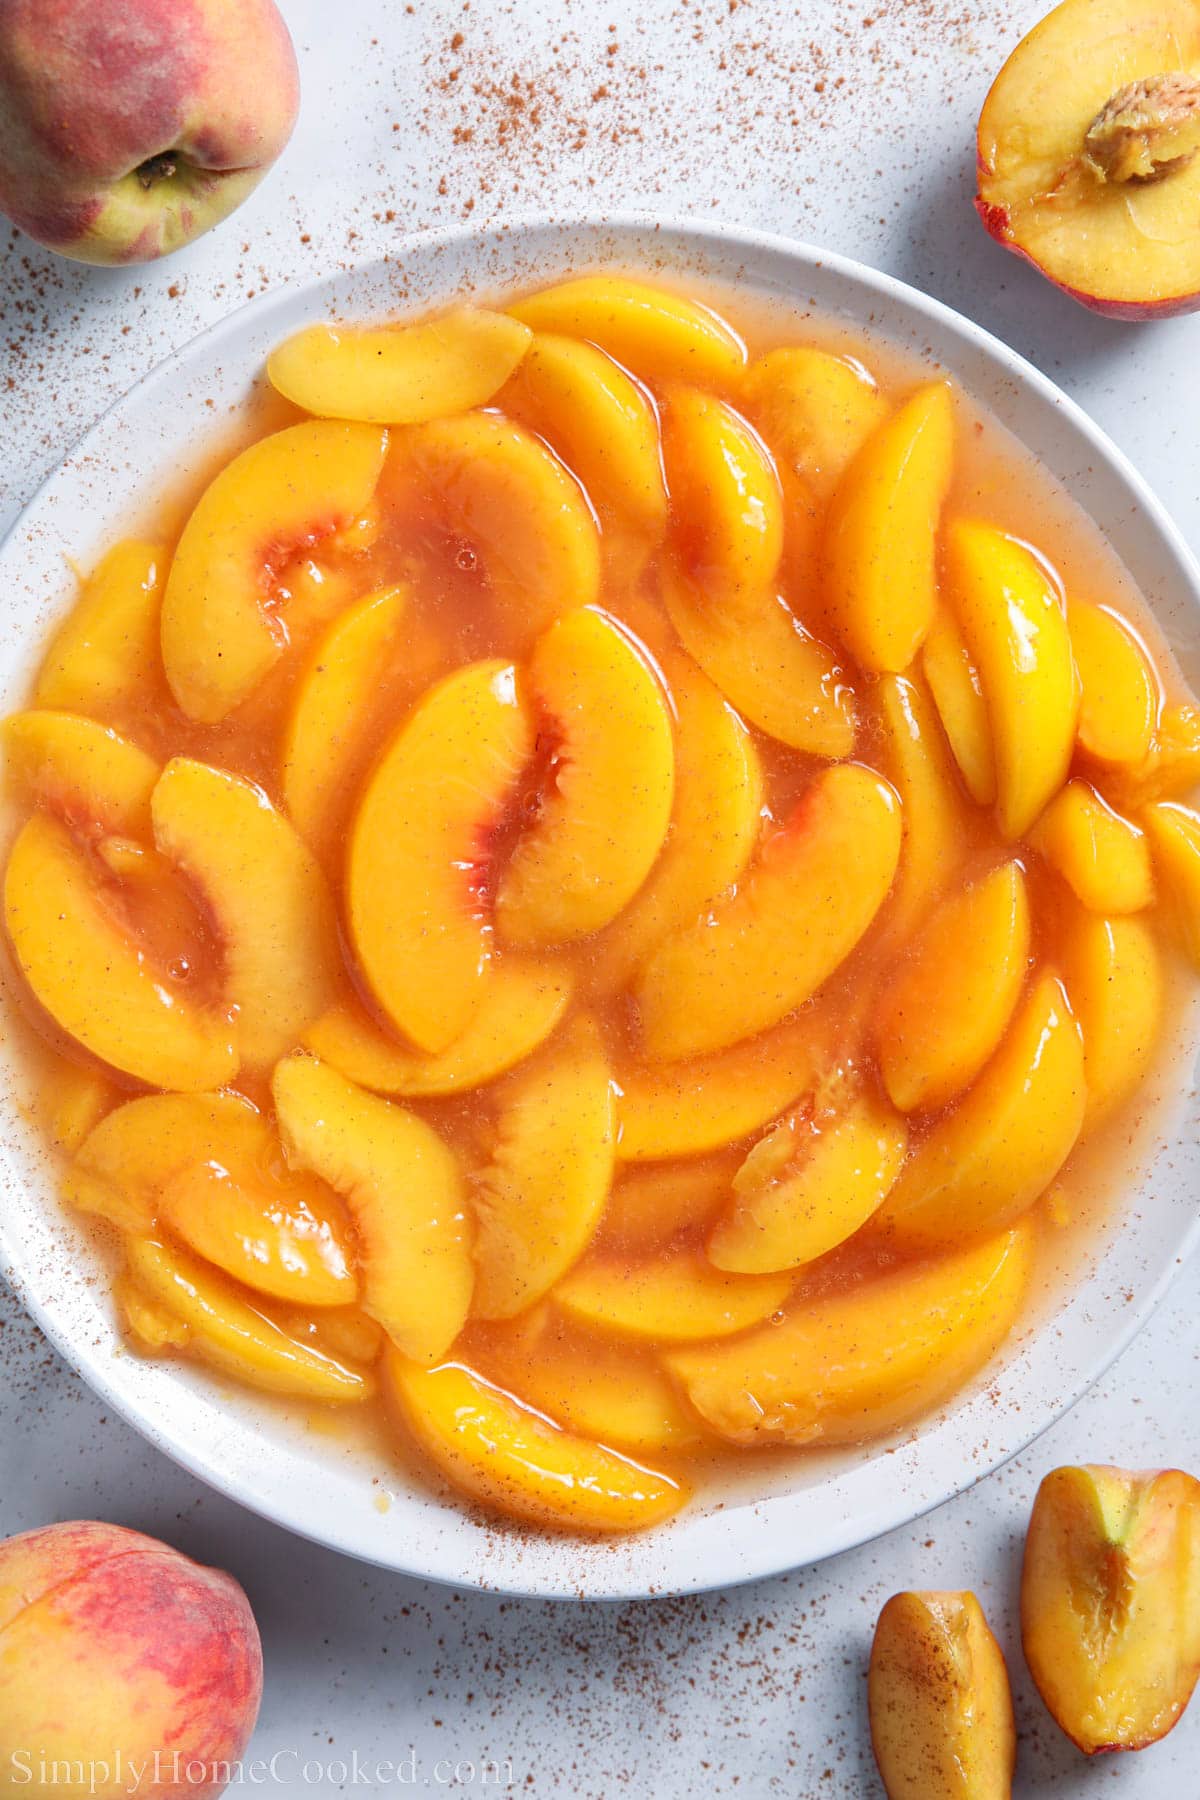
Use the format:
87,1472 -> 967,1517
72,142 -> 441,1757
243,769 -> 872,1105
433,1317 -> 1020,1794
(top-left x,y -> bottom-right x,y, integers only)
509,275 -> 746,386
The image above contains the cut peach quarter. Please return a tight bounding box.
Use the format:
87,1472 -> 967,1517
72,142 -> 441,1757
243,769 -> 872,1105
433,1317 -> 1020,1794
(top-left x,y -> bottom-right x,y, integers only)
2,710 -> 159,837
509,274 -> 746,386
34,539 -> 164,717
742,346 -> 886,494
1030,780 -> 1154,914
1068,597 -> 1159,766
1061,911 -> 1164,1131
661,387 -> 783,605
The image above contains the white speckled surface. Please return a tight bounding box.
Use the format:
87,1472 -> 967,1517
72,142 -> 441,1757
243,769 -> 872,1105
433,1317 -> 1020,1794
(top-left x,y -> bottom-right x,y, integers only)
2,1 -> 1199,1791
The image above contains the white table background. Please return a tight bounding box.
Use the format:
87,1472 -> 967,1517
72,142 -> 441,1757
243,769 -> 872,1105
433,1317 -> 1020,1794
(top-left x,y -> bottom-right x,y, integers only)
2,2 -> 1199,1793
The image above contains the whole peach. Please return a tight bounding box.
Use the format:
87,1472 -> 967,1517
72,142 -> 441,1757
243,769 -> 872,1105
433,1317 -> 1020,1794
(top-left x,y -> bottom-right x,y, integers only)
0,0 -> 299,265
0,1520 -> 262,1799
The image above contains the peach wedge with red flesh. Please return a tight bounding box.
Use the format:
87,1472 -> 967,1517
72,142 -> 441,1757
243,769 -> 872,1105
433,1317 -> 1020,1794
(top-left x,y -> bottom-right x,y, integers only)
1030,780 -> 1154,914
2,710 -> 158,836
670,1221 -> 1033,1447
160,420 -> 389,723
62,1090 -> 263,1236
151,757 -> 339,1070
497,608 -> 675,947
346,660 -> 534,1054
742,347 -> 887,495
509,275 -> 746,387
661,387 -> 783,607
1021,1465 -> 1200,1753
267,308 -> 532,423
34,540 -> 164,717
554,1249 -> 792,1344
874,672 -> 976,947
4,814 -> 236,1092
869,1592 -> 1016,1800
1143,800 -> 1200,966
922,607 -> 997,807
384,1354 -> 687,1533
635,762 -> 902,1062
272,1054 -> 473,1365
1061,911 -> 1165,1132
1069,597 -> 1159,766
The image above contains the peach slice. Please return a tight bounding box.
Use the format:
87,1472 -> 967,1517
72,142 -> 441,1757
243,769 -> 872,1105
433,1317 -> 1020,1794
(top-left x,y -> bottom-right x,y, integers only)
346,660 -> 534,1052
975,0 -> 1200,317
303,960 -> 572,1099
34,540 -> 164,716
151,757 -> 339,1069
4,814 -> 237,1091
276,1305 -> 384,1369
272,1054 -> 473,1364
2,710 -> 158,836
118,1272 -> 192,1354
875,672 -> 975,945
869,1591 -> 1016,1800
1069,599 -> 1159,766
661,387 -> 783,606
742,346 -> 887,494
266,307 -> 532,422
822,383 -> 955,673
62,1090 -> 263,1236
877,973 -> 1085,1250
1061,912 -> 1165,1130
160,420 -> 389,723
1030,780 -> 1154,913
875,862 -> 1032,1114
1143,800 -> 1200,965
554,1249 -> 792,1343
635,763 -> 901,1061
945,520 -> 1080,839
1105,701 -> 1200,808
668,1220 -> 1033,1446
599,1159 -> 734,1253
709,1091 -> 908,1274
509,274 -> 746,387
125,1238 -> 372,1403
922,607 -> 997,807
43,1063 -> 117,1154
1021,1464 -> 1200,1752
280,582 -> 408,855
472,1021 -> 615,1320
384,1354 -> 687,1533
497,609 -> 675,946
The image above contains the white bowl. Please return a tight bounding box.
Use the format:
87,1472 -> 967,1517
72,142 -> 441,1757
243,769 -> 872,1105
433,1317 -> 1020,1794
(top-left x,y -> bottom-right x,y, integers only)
2,215 -> 1198,1601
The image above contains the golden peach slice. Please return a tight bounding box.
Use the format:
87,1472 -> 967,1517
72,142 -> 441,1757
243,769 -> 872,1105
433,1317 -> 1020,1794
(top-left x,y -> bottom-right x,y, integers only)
4,815 -> 237,1091
1069,598 -> 1159,766
554,1248 -> 792,1343
822,383 -> 955,673
635,763 -> 901,1061
742,346 -> 886,494
272,1054 -> 473,1364
125,1237 -> 372,1403
1021,1464 -> 1200,1754
266,307 -> 532,423
2,710 -> 158,836
877,973 -> 1085,1250
662,388 -> 783,606
280,583 -> 408,855
347,660 -> 534,1052
472,1021 -> 615,1320
42,1063 -> 117,1154
598,1158 -> 734,1253
1105,701 -> 1200,808
922,607 -> 997,806
497,608 -> 675,946
1143,799 -> 1200,966
509,274 -> 746,387
62,1090 -> 263,1236
34,540 -> 164,716
118,1272 -> 191,1354
303,959 -> 572,1098
875,672 -> 975,946
1060,911 -> 1164,1131
669,1221 -> 1033,1446
709,1091 -> 908,1274
161,420 -> 389,723
151,757 -> 339,1069
276,1305 -> 384,1369
876,862 -> 1032,1114
869,1591 -> 1016,1800
1030,780 -> 1154,913
384,1353 -> 687,1533
945,520 -> 1080,840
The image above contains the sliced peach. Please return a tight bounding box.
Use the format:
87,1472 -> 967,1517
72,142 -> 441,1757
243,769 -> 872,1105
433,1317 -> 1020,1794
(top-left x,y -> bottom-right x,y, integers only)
1061,912 -> 1165,1130
2,710 -> 158,836
497,608 -> 675,946
635,763 -> 901,1061
272,1054 -> 473,1364
877,973 -> 1085,1250
62,1091 -> 263,1236
1069,598 -> 1159,766
742,346 -> 886,494
277,1305 -> 384,1369
1105,701 -> 1200,807
945,520 -> 1080,839
509,275 -> 746,387
151,757 -> 339,1068
118,1272 -> 192,1353
280,582 -> 408,855
709,1091 -> 908,1274
599,1158 -> 734,1253
1143,800 -> 1200,965
1021,1464 -> 1200,1753
669,1221 -> 1033,1446
875,672 -> 975,945
160,421 -> 389,723
661,388 -> 783,606
303,959 -> 572,1098
822,383 -> 955,673
43,1063 -> 117,1154
125,1237 -> 372,1403
922,607 -> 997,806
35,540 -> 164,716
1031,780 -> 1154,912
4,814 -> 237,1091
472,1021 -> 615,1320
266,307 -> 532,422
554,1248 -> 792,1343
384,1354 -> 687,1533
346,660 -> 534,1052
869,1591 -> 1016,1800
876,862 -> 1032,1114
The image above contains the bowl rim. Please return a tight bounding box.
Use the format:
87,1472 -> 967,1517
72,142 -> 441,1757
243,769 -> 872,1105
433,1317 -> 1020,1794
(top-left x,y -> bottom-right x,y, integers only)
2,208 -> 1199,1601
